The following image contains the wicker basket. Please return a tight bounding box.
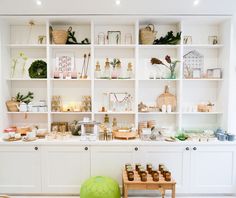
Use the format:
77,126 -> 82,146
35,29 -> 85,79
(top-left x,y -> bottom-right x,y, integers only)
140,24 -> 157,45
52,30 -> 68,44
6,98 -> 19,112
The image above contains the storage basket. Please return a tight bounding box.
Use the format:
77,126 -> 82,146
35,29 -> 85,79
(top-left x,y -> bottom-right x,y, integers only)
52,30 -> 68,44
6,98 -> 19,112
140,24 -> 157,45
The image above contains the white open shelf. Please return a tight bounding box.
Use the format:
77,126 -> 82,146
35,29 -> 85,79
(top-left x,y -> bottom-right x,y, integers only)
0,16 -> 232,132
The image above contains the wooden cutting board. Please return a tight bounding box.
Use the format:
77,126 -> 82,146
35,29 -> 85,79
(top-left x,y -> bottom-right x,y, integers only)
157,86 -> 176,111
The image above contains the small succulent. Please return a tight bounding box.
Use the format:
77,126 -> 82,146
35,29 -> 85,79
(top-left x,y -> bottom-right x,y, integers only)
110,58 -> 121,68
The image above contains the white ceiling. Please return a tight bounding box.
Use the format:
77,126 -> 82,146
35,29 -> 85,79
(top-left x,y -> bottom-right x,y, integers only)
0,0 -> 235,15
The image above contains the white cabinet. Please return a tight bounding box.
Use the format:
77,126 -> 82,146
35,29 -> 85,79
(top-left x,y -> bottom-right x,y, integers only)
91,146 -> 139,185
140,146 -> 190,193
190,145 -> 236,194
0,146 -> 41,193
41,146 -> 90,193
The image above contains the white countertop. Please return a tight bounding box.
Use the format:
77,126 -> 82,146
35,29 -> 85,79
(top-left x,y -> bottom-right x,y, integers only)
0,137 -> 236,146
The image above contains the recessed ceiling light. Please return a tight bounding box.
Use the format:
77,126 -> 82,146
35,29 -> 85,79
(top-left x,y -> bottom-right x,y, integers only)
115,0 -> 121,5
36,0 -> 42,6
193,0 -> 200,6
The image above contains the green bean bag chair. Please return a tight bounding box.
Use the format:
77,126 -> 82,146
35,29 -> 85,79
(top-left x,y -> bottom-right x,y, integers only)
80,176 -> 120,198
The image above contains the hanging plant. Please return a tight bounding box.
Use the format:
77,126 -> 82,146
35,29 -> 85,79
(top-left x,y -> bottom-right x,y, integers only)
28,60 -> 47,78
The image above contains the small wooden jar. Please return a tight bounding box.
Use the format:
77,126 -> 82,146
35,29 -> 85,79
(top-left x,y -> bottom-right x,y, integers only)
127,169 -> 134,181
140,171 -> 147,182
146,163 -> 152,174
165,171 -> 171,181
138,167 -> 145,176
152,171 -> 159,181
159,164 -> 165,172
135,163 -> 141,171
125,163 -> 132,170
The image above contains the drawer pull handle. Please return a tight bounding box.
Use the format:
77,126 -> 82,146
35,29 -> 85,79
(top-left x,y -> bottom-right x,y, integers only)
34,146 -> 38,151
135,147 -> 138,151
84,147 -> 88,151
193,147 -> 197,151
185,147 -> 190,151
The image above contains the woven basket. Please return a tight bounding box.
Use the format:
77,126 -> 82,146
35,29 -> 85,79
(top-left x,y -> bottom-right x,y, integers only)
157,86 -> 176,111
140,24 -> 157,45
6,98 -> 19,112
52,30 -> 68,44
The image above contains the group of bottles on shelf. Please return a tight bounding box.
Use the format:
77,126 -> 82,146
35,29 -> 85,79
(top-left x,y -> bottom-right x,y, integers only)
95,58 -> 133,79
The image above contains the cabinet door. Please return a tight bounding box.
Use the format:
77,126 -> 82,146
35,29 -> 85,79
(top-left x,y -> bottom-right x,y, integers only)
141,146 -> 190,193
41,146 -> 90,193
0,146 -> 41,193
91,146 -> 137,185
190,146 -> 236,193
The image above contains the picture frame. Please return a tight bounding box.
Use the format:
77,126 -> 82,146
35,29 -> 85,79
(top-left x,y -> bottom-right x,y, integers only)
55,52 -> 75,79
208,36 -> 218,45
207,68 -> 222,79
183,36 -> 192,45
107,31 -> 121,45
192,68 -> 202,78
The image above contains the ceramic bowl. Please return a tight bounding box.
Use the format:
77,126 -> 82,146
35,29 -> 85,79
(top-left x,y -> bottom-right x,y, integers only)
227,134 -> 236,141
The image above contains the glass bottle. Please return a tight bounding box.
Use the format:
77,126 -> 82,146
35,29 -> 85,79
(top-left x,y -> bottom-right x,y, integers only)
112,118 -> 118,131
104,114 -> 110,131
116,62 -> 122,79
103,58 -> 110,79
127,62 -> 133,79
94,61 -> 101,79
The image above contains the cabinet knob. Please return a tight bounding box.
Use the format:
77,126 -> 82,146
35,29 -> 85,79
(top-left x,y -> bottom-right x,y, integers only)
135,147 -> 138,151
193,147 -> 197,151
84,147 -> 88,151
185,147 -> 190,151
34,146 -> 38,151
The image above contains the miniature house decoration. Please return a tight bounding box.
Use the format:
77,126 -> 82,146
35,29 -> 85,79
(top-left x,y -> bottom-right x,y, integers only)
183,50 -> 204,78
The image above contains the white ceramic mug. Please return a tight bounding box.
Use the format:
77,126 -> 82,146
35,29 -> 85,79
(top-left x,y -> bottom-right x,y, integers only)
38,106 -> 47,112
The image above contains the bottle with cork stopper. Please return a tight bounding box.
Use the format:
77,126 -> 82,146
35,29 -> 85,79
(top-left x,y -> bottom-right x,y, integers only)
127,62 -> 133,79
95,61 -> 101,79
103,58 -> 111,79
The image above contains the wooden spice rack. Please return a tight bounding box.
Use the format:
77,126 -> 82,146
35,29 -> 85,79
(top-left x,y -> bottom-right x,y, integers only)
122,170 -> 176,198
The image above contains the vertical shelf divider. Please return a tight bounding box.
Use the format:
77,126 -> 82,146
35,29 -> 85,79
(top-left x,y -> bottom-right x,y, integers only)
46,20 -> 52,132
135,19 -> 139,129
91,19 -> 95,121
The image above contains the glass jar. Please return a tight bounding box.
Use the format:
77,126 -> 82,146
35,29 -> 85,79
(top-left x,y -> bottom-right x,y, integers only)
95,61 -> 101,79
111,66 -> 118,79
127,62 -> 133,79
98,32 -> 105,45
125,33 -> 132,44
103,58 -> 110,79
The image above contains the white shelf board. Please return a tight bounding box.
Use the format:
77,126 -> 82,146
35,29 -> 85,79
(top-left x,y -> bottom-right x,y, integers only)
138,112 -> 180,115
94,44 -> 135,49
7,44 -> 47,48
139,79 -> 180,81
182,112 -> 223,115
95,79 -> 135,81
139,44 -> 181,49
7,112 -> 48,114
49,44 -> 91,49
7,78 -> 47,81
183,78 -> 223,81
183,44 -> 224,49
95,112 -> 135,115
51,112 -> 92,115
50,78 -> 91,81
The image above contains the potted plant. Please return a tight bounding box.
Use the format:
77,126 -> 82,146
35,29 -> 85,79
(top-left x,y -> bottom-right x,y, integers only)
151,55 -> 179,79
110,58 -> 121,79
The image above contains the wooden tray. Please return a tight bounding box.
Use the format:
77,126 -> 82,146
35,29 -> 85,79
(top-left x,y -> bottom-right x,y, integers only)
22,137 -> 38,142
113,130 -> 138,140
3,137 -> 21,142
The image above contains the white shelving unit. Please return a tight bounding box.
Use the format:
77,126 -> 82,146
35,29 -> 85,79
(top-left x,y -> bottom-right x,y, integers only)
0,16 -> 232,132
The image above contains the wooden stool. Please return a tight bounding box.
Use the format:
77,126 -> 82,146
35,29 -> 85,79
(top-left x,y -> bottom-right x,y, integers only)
122,170 -> 176,198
